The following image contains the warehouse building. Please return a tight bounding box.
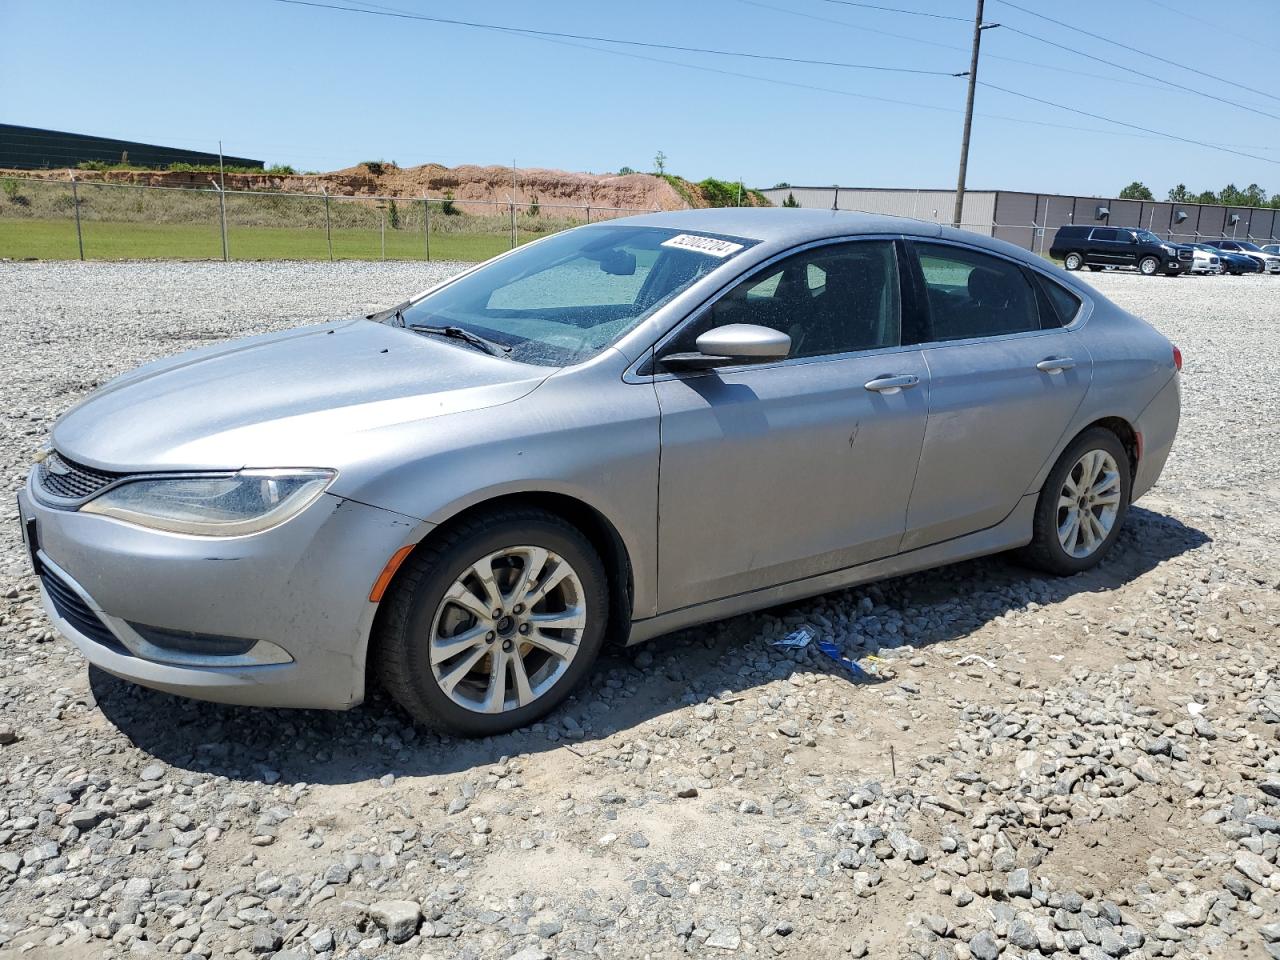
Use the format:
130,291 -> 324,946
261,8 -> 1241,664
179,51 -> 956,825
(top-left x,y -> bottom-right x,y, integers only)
760,185 -> 1280,254
0,124 -> 262,171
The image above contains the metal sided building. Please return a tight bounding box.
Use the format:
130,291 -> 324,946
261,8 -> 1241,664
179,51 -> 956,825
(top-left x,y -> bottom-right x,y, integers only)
760,186 -> 1280,254
0,125 -> 263,171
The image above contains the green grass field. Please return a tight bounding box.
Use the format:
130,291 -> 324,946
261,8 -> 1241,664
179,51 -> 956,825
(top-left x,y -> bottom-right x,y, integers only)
0,218 -> 522,262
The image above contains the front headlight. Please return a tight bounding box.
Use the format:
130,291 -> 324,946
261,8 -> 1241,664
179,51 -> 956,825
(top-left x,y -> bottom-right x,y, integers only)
81,469 -> 335,536
1161,244 -> 1176,254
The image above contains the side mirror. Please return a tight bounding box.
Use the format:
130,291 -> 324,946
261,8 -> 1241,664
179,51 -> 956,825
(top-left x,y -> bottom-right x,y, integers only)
660,323 -> 791,371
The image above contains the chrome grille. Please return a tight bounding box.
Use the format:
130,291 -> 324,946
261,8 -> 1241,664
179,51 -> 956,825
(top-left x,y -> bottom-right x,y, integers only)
36,452 -> 123,502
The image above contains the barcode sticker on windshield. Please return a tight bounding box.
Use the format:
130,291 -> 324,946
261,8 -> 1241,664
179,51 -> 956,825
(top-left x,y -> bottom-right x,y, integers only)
661,234 -> 744,258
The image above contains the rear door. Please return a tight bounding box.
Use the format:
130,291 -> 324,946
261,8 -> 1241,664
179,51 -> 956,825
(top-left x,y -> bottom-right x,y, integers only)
900,240 -> 1092,550
653,238 -> 929,611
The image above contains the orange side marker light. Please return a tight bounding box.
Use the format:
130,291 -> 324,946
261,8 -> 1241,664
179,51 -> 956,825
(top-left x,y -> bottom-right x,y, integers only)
369,544 -> 415,602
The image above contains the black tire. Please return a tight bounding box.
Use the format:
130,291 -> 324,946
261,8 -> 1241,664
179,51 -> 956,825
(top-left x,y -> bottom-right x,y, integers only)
1063,252 -> 1084,271
1138,256 -> 1159,276
1019,427 -> 1132,576
373,507 -> 609,736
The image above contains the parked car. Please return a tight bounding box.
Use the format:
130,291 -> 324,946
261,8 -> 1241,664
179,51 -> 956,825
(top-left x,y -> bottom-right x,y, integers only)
1262,244 -> 1280,256
19,210 -> 1182,735
1207,239 -> 1280,273
1188,244 -> 1222,275
1050,225 -> 1191,276
1200,243 -> 1262,275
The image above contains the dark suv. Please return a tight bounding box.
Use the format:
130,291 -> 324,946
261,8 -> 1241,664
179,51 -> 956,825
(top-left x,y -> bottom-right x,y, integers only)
1050,225 -> 1192,276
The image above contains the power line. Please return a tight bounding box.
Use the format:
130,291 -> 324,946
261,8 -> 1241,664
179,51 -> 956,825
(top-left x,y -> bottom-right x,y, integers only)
978,80 -> 1279,167
813,0 -> 967,21
995,23 -> 1280,123
736,0 -> 1184,96
991,0 -> 1280,103
267,0 -> 958,76
1134,0 -> 1274,51
456,22 -> 1280,159
269,0 -> 1278,167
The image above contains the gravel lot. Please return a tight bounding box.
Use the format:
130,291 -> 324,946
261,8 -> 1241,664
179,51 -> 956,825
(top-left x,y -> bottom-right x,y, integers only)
0,262 -> 1277,960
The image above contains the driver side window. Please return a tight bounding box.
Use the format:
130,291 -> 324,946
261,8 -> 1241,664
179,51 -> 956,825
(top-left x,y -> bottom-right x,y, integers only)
676,240 -> 902,359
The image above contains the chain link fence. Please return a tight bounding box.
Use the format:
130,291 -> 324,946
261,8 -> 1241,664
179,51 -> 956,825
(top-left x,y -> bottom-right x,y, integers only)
0,175 -> 659,262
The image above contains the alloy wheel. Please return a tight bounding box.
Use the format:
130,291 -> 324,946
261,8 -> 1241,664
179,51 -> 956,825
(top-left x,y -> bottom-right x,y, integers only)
428,546 -> 586,713
1056,450 -> 1122,559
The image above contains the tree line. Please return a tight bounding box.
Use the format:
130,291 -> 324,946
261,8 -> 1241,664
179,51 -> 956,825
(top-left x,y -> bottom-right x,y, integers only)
1118,181 -> 1280,208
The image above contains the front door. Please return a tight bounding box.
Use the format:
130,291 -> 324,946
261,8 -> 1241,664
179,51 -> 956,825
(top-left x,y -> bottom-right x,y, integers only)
901,240 -> 1093,550
653,238 -> 930,612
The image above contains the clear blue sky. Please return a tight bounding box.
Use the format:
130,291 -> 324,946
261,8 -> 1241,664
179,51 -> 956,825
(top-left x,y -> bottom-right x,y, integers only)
5,0 -> 1277,198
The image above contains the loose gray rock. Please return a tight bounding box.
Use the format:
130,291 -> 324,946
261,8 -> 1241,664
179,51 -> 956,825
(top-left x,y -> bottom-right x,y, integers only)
368,899 -> 421,943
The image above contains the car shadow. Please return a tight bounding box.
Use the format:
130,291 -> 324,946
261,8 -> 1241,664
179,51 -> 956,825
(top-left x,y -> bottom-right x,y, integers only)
89,506 -> 1208,786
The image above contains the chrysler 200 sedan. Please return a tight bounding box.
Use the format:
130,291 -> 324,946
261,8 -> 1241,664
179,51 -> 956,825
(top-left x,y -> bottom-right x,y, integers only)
18,210 -> 1181,736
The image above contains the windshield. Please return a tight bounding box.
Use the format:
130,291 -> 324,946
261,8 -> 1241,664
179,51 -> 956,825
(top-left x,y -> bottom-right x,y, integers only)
1235,241 -> 1262,252
393,225 -> 753,366
1134,230 -> 1163,244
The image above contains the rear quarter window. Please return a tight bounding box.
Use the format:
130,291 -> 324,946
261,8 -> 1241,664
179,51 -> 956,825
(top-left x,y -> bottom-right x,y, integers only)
1035,274 -> 1083,327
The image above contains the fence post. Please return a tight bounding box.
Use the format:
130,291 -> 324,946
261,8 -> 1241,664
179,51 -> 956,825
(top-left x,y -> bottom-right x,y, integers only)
69,174 -> 84,261
585,204 -> 591,224
509,197 -> 516,249
380,209 -> 386,261
322,188 -> 333,261
423,193 -> 431,262
210,180 -> 229,262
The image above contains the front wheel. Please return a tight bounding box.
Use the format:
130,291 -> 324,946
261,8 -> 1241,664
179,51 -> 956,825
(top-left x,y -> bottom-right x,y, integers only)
1063,252 -> 1084,271
373,508 -> 608,736
1020,428 -> 1131,576
1139,256 -> 1159,276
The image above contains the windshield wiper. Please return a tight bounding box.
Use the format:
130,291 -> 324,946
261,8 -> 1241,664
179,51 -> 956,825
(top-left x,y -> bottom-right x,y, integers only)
408,323 -> 512,359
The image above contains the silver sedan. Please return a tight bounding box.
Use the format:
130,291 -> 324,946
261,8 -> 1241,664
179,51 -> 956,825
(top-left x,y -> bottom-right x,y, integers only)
18,210 -> 1181,735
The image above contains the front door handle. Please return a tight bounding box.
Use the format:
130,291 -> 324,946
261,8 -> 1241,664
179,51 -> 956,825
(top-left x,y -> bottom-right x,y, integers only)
1036,357 -> 1076,374
864,374 -> 920,394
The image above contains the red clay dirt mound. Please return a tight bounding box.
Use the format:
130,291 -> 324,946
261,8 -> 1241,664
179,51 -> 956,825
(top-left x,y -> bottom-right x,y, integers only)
7,162 -> 707,213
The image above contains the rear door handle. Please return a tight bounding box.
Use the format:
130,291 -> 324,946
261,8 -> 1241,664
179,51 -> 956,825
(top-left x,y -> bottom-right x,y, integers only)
864,374 -> 920,394
1036,357 -> 1076,374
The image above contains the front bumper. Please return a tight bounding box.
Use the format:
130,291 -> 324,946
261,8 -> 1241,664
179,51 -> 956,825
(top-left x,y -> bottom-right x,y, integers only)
19,478 -> 425,710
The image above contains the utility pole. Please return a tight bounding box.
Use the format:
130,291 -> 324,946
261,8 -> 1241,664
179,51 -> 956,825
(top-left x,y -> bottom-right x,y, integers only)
217,140 -> 229,261
952,1 -> 998,229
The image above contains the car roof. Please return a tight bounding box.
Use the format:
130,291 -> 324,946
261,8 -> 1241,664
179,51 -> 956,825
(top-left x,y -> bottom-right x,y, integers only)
613,207 -> 941,244
609,207 -> 1043,262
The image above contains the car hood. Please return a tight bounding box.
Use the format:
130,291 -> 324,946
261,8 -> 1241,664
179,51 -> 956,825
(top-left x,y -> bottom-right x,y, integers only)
52,318 -> 552,472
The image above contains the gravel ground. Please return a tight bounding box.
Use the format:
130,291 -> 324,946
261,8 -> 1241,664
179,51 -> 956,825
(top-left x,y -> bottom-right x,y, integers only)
0,262 -> 1277,960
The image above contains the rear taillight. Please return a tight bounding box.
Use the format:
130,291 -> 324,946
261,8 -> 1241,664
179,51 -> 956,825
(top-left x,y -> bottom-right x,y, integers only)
1172,345 -> 1183,371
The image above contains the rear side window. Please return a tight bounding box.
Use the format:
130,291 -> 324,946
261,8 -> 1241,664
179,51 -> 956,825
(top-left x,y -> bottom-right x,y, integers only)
1035,274 -> 1083,326
912,243 -> 1041,342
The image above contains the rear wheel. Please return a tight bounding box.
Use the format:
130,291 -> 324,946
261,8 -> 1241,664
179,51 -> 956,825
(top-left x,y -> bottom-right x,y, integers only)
1020,428 -> 1131,576
1063,252 -> 1084,271
1139,256 -> 1159,276
373,507 -> 608,736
